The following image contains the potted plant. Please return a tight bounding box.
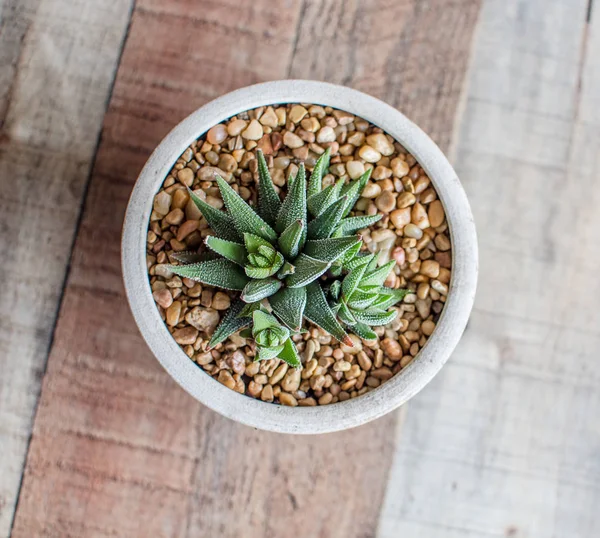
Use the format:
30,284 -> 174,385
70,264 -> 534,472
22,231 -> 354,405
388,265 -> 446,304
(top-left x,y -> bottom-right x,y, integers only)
122,80 -> 477,434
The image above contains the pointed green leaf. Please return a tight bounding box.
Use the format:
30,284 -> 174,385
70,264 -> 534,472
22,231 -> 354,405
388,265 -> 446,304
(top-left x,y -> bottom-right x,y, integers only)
303,236 -> 360,263
238,301 -> 262,318
208,300 -> 251,349
256,150 -> 281,225
252,309 -> 280,332
170,251 -> 204,264
204,236 -> 246,265
371,288 -> 411,310
307,196 -> 347,239
257,345 -> 285,361
338,302 -> 357,325
276,163 -> 306,235
277,338 -> 302,369
277,261 -> 295,278
341,241 -> 362,266
362,259 -> 396,287
243,232 -> 272,253
329,279 -> 341,300
247,253 -> 270,268
241,278 -> 282,302
304,282 -> 351,345
345,252 -> 375,271
308,146 -> 331,197
167,259 -> 249,290
216,175 -> 277,242
353,308 -> 398,326
340,168 -> 372,217
334,214 -> 382,236
257,245 -> 277,263
188,189 -> 241,242
347,290 -> 379,309
278,219 -> 304,259
307,178 -> 344,217
245,252 -> 283,278
342,260 -> 369,299
285,254 -> 330,288
349,322 -> 378,342
269,287 -> 306,331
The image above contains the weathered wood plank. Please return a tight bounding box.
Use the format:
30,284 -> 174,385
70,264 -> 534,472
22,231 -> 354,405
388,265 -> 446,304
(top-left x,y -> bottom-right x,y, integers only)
378,0 -> 600,536
0,0 -> 133,535
10,1 -> 481,537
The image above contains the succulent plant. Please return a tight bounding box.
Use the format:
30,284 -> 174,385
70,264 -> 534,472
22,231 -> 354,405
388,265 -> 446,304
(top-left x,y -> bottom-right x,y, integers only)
327,253 -> 411,342
166,147 -> 408,368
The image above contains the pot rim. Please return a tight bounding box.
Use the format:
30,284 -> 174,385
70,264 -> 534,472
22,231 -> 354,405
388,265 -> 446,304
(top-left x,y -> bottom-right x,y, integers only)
122,80 -> 478,434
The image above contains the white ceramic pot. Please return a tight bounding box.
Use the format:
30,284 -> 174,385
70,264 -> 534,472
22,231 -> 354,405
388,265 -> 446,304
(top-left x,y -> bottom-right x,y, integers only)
122,80 -> 478,434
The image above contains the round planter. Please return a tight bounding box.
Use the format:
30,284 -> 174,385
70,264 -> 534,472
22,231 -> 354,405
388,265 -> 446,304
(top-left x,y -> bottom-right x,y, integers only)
122,80 -> 478,434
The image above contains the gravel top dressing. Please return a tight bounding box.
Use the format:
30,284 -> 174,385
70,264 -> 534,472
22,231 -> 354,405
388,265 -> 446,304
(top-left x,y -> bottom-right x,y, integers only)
146,103 -> 452,408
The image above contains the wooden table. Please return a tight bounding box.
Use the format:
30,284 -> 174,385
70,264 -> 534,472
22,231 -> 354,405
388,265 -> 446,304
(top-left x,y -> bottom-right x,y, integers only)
1,0 -> 599,536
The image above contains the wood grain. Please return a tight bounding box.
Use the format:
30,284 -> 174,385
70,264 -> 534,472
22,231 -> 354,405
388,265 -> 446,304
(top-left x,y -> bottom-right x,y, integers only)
0,0 -> 133,535
9,1 -> 481,536
377,0 -> 600,536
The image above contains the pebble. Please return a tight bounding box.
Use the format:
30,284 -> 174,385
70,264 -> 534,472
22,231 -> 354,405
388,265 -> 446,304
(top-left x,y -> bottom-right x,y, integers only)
166,301 -> 182,326
211,291 -> 231,310
435,234 -> 451,251
172,189 -> 189,209
392,246 -> 405,265
411,203 -> 430,229
173,327 -> 198,345
396,192 -> 416,208
227,119 -> 247,136
185,307 -> 220,333
375,191 -> 396,213
403,223 -> 423,239
421,320 -> 436,336
177,168 -> 194,187
381,338 -> 402,360
390,207 -> 411,229
283,131 -> 304,149
366,133 -> 394,156
154,264 -> 174,279
346,160 -> 365,179
207,124 -> 227,145
390,157 -> 409,177
420,260 -> 440,278
362,182 -> 382,199
259,107 -> 278,128
218,153 -> 237,173
428,200 -> 445,227
289,105 -> 308,123
358,145 -> 382,163
431,279 -> 449,295
153,288 -> 173,309
242,119 -> 263,140
316,126 -> 336,143
279,392 -> 298,407
261,384 -> 274,402
153,191 -> 171,216
164,208 -> 184,225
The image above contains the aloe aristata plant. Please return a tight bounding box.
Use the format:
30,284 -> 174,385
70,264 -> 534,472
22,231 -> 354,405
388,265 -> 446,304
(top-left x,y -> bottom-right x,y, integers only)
167,147 -> 408,368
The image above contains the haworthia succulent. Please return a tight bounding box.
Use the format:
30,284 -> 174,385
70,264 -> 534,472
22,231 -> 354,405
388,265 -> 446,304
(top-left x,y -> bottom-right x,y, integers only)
349,322 -> 378,342
340,169 -> 371,217
307,178 -> 344,217
352,308 -> 398,326
361,259 -> 396,287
